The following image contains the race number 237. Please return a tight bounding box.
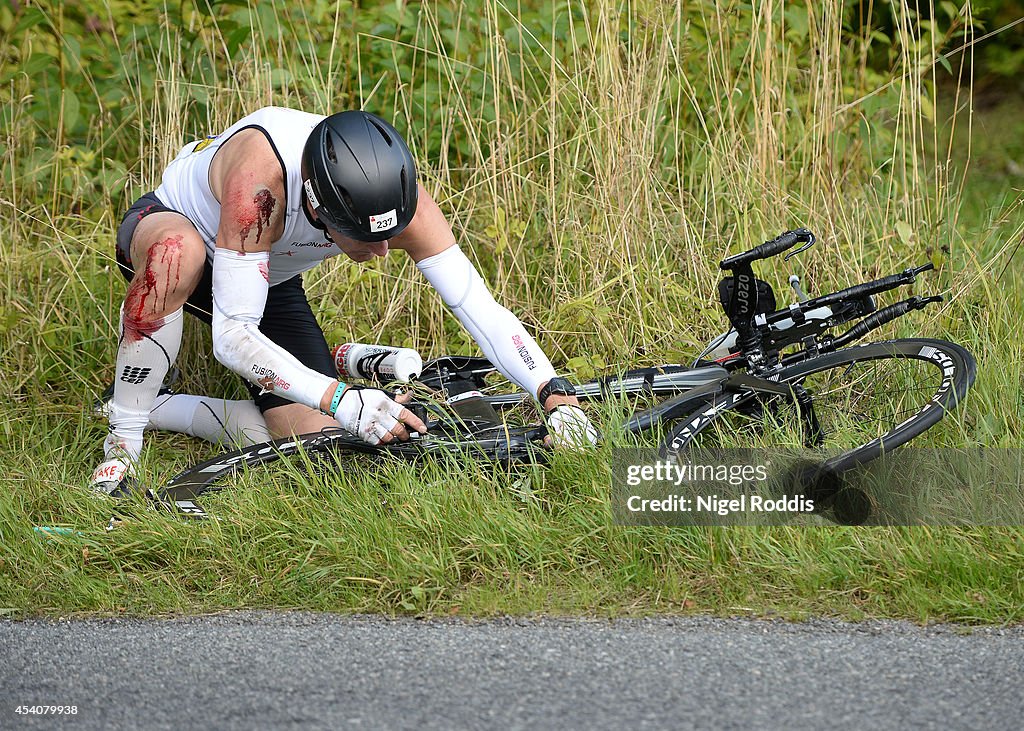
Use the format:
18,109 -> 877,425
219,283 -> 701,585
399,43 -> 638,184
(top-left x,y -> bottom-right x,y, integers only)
369,209 -> 397,233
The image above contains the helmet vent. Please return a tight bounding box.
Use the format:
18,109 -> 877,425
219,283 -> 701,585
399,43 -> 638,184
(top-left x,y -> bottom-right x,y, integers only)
370,120 -> 393,146
338,186 -> 358,221
325,134 -> 338,164
400,168 -> 408,210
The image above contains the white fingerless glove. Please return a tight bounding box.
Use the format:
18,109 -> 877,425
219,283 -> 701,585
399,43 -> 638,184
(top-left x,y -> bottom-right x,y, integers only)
547,404 -> 600,449
334,386 -> 407,445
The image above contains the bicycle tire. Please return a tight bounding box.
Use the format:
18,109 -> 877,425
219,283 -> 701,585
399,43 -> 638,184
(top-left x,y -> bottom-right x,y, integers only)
155,419 -> 545,512
660,338 -> 976,473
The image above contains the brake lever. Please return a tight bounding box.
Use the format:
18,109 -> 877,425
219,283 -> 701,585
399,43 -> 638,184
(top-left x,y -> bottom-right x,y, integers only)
784,232 -> 817,261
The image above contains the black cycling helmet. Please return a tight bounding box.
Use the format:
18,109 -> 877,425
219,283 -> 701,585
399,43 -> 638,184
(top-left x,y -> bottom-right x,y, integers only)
301,110 -> 418,242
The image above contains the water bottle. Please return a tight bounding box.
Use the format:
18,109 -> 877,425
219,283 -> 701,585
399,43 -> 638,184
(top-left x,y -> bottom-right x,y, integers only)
332,342 -> 423,383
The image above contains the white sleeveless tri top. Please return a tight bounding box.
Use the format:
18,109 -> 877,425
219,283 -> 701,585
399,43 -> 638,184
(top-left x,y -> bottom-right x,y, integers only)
154,107 -> 339,286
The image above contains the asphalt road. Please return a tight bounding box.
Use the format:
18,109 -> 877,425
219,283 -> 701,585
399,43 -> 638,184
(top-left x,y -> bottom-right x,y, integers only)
2,613 -> 1021,730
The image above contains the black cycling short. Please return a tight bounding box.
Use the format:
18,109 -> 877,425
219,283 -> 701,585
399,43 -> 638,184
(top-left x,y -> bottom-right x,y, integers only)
115,191 -> 336,413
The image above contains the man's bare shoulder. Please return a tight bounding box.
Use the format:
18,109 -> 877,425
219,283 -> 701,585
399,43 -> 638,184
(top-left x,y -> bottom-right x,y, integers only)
209,128 -> 284,201
211,127 -> 288,251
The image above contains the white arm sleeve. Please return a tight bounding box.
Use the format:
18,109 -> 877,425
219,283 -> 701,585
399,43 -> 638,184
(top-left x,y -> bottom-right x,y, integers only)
416,245 -> 557,399
211,249 -> 335,409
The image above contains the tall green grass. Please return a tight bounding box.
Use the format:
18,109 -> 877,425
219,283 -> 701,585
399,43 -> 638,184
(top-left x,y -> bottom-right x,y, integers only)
0,1 -> 1021,620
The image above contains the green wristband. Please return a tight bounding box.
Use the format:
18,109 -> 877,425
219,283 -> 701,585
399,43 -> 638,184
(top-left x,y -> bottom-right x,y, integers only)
328,382 -> 346,416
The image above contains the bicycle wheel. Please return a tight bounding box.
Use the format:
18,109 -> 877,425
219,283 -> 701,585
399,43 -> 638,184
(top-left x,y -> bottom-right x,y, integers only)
659,338 -> 976,518
155,418 -> 545,516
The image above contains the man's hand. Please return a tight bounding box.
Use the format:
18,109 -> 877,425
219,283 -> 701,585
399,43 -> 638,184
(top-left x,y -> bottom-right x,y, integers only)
537,377 -> 598,449
333,386 -> 427,445
545,404 -> 600,449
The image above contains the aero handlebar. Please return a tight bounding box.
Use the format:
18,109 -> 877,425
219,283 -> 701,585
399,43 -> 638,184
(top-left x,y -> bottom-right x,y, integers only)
720,229 -> 816,270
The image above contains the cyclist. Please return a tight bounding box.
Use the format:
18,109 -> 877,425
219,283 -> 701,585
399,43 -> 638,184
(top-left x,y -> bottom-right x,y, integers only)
91,107 -> 598,495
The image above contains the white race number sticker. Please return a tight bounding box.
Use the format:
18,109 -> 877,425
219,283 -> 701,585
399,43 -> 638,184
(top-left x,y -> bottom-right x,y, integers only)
303,179 -> 320,210
369,209 -> 397,232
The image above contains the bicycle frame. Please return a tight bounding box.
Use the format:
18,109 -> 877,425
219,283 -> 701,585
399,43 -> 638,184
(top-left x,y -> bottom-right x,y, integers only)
423,358 -> 817,445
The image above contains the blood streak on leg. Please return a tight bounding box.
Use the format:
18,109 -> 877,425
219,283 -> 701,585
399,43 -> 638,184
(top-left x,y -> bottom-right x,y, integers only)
237,188 -> 277,250
157,235 -> 184,308
122,235 -> 183,342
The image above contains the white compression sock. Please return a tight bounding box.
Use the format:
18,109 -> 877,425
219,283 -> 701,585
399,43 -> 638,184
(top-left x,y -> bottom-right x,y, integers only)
105,307 -> 184,460
148,394 -> 271,448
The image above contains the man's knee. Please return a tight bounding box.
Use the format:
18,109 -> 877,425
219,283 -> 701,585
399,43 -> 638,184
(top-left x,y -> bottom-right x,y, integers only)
123,215 -> 206,324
